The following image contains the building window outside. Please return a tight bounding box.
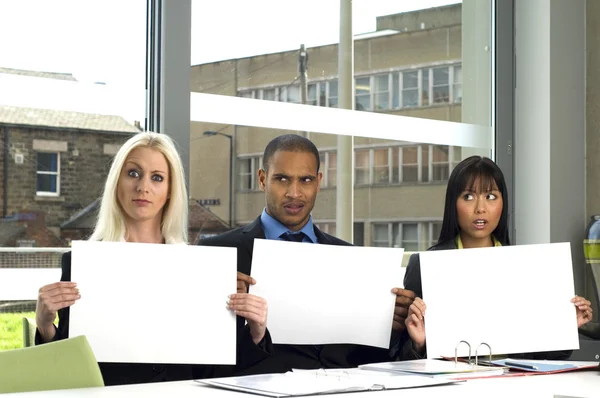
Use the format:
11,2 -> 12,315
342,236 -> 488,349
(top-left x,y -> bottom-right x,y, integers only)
238,156 -> 261,190
402,146 -> 419,183
284,85 -> 301,103
353,145 -> 454,185
374,221 -> 440,250
399,223 -> 419,251
432,67 -> 450,104
422,69 -> 430,106
328,80 -> 338,108
422,145 -> 430,183
36,152 -> 59,196
432,145 -> 450,181
355,149 -> 370,185
327,151 -> 337,187
430,221 -> 443,248
372,223 -> 390,247
402,70 -> 419,108
262,88 -> 276,101
373,148 -> 390,184
241,63 -> 460,111
355,77 -> 371,111
373,74 -> 390,111
392,147 -> 400,182
453,65 -> 462,103
308,83 -> 317,106
392,73 -> 400,109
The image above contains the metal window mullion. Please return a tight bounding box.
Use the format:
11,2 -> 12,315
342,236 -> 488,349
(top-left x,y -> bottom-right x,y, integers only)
387,147 -> 392,183
398,71 -> 404,109
324,152 -> 329,187
417,145 -> 423,182
369,149 -> 374,185
398,146 -> 403,183
387,73 -> 392,110
449,66 -> 455,104
428,145 -> 434,181
448,145 -> 455,177
369,75 -> 374,111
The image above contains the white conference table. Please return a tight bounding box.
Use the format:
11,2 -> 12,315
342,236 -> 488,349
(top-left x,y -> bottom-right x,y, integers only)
3,371 -> 599,398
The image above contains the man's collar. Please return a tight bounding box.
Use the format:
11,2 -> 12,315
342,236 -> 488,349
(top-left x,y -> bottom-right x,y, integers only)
260,208 -> 317,243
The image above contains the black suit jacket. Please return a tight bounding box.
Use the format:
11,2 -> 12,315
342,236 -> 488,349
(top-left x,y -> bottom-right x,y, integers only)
399,239 -> 571,361
34,251 -> 263,385
199,217 -> 391,374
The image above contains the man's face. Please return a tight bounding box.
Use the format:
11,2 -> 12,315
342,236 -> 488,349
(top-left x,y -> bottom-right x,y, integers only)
258,150 -> 322,232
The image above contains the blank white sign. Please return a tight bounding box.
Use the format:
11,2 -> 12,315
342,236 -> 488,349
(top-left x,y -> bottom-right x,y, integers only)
420,242 -> 579,359
249,239 -> 405,348
68,241 -> 237,365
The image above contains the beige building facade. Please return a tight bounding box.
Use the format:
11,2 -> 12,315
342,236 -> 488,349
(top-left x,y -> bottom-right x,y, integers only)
190,4 -> 466,249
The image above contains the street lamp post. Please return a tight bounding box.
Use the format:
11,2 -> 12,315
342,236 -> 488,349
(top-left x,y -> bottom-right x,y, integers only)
203,131 -> 233,227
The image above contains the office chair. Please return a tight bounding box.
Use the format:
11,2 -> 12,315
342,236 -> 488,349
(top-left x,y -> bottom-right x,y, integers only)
0,335 -> 104,393
22,316 -> 37,348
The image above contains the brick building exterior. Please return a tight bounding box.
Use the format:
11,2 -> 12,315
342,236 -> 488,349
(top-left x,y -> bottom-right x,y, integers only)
0,104 -> 140,246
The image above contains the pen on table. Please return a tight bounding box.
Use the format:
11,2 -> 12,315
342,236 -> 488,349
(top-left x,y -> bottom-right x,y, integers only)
504,361 -> 538,370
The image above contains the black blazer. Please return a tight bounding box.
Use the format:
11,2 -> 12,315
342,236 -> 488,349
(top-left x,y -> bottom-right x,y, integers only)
399,239 -> 571,361
34,251 -> 264,385
199,217 -> 391,374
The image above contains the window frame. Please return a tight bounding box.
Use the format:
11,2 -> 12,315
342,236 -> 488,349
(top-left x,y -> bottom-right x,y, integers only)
237,155 -> 262,191
35,151 -> 60,197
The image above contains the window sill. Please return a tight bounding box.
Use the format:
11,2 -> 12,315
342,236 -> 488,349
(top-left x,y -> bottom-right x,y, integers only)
35,195 -> 65,202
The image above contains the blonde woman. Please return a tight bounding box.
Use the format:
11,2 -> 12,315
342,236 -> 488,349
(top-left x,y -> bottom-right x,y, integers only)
34,132 -> 268,384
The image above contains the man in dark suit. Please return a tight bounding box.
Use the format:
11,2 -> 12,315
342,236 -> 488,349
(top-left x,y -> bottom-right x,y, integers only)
200,134 -> 414,374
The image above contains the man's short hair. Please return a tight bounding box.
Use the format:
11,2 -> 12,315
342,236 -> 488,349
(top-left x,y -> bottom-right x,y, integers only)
262,134 -> 320,172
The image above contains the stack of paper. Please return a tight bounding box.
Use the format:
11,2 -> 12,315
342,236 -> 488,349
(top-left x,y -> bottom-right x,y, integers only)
360,359 -> 506,379
198,368 -> 460,397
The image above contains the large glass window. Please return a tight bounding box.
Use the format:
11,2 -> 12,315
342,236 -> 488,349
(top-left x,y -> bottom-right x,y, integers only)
189,0 -> 494,251
0,0 -> 147,350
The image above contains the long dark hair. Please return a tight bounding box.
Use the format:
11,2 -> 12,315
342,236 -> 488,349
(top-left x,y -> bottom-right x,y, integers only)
434,155 -> 510,248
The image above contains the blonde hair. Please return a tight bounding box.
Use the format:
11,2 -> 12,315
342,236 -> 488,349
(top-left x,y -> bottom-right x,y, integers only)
89,132 -> 188,244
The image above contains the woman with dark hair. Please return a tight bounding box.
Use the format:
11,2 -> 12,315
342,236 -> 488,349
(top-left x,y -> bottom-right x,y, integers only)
399,156 -> 593,360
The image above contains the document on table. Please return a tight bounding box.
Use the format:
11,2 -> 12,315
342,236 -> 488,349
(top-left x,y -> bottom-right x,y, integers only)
68,240 -> 237,364
197,368 -> 460,397
360,359 -> 505,379
249,239 -> 405,348
489,359 -> 599,373
419,242 -> 579,359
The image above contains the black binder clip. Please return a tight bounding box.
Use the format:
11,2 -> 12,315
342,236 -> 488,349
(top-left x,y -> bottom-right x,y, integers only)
475,342 -> 492,366
454,340 -> 472,365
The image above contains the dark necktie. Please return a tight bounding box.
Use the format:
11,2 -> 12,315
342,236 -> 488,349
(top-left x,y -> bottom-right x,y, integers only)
280,231 -> 306,242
